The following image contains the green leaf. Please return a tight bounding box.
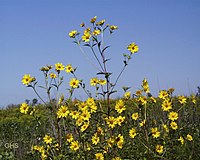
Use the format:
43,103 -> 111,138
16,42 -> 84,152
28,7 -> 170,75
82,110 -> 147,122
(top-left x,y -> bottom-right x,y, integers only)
97,72 -> 105,75
92,36 -> 98,42
122,86 -> 131,92
102,45 -> 110,53
92,43 -> 97,47
38,86 -> 46,89
98,41 -> 101,49
83,44 -> 90,47
110,90 -> 117,95
103,59 -> 111,63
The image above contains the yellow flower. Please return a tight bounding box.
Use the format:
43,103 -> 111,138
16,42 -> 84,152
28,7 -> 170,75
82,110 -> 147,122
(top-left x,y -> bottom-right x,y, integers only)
135,90 -> 142,96
96,19 -> 105,26
40,66 -> 50,72
186,134 -> 193,141
97,127 -> 104,136
82,32 -> 91,42
81,123 -> 89,132
178,136 -> 184,144
76,116 -> 84,126
58,94 -> 64,105
151,128 -> 160,138
137,96 -> 147,105
65,64 -> 74,73
105,116 -> 117,128
116,134 -> 124,149
95,152 -> 104,160
55,63 -> 65,72
107,137 -> 115,148
98,79 -> 106,85
124,92 -> 131,99
86,97 -> 95,106
150,97 -> 157,103
162,124 -> 169,133
110,25 -> 118,30
170,121 -> 178,130
32,145 -> 41,151
132,112 -> 139,121
90,77 -> 99,86
81,110 -> 91,121
49,72 -> 57,79
41,153 -> 47,160
69,30 -> 77,38
78,102 -> 88,111
22,74 -> 35,85
127,42 -> 139,54
161,99 -> 172,112
191,95 -> 196,104
116,116 -> 125,126
178,95 -> 187,104
70,141 -> 79,151
43,135 -> 53,144
69,110 -> 79,119
142,78 -> 150,93
90,105 -> 97,113
168,111 -> 178,121
156,144 -> 164,154
84,28 -> 91,34
92,133 -> 100,145
53,143 -> 59,151
129,128 -> 137,138
168,88 -> 175,94
90,16 -> 97,23
57,105 -> 70,118
66,133 -> 73,143
69,78 -> 80,88
80,22 -> 85,27
115,100 -> 126,113
92,29 -> 101,36
32,145 -> 45,153
20,102 -> 29,114
139,119 -> 146,127
159,90 -> 168,99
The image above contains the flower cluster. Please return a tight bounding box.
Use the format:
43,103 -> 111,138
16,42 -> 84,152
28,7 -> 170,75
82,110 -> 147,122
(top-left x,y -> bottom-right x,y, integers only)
20,16 -> 198,160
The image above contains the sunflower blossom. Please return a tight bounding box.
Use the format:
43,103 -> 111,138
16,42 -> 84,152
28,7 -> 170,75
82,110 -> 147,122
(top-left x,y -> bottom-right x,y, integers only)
20,102 -> 29,114
69,30 -> 77,38
69,78 -> 80,88
92,133 -> 100,145
105,116 -> 117,128
66,64 -> 74,73
95,152 -> 104,160
22,74 -> 35,85
132,112 -> 139,120
70,141 -> 79,151
170,121 -> 178,130
127,42 -> 139,54
151,127 -> 160,138
178,136 -> 184,144
55,63 -> 65,72
168,111 -> 178,121
57,105 -> 70,118
186,134 -> 193,141
156,144 -> 164,154
115,100 -> 126,113
129,128 -> 137,138
43,135 -> 53,144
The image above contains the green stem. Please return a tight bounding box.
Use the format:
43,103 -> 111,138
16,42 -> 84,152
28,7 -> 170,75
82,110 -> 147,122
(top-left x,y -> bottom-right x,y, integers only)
32,86 -> 46,104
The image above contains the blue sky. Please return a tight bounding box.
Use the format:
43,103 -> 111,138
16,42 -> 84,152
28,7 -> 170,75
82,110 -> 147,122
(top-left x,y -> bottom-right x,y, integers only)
0,0 -> 200,107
